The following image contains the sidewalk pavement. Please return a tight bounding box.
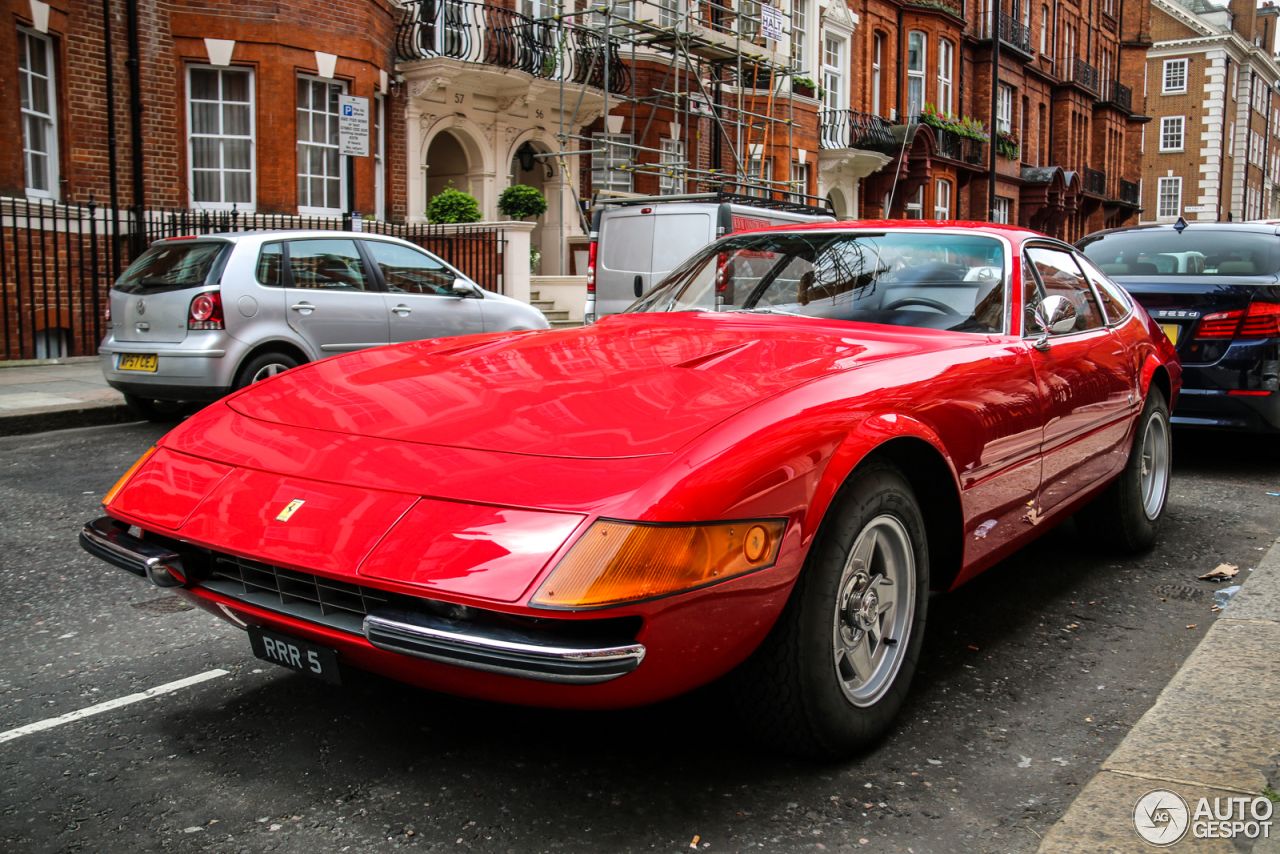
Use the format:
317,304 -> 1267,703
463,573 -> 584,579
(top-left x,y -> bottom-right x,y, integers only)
0,356 -> 131,436
1039,536 -> 1280,852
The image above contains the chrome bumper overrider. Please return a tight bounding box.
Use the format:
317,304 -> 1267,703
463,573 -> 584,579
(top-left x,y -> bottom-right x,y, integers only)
79,516 -> 184,587
80,516 -> 646,684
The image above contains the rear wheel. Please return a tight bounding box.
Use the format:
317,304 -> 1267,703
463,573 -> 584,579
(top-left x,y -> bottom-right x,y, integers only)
234,351 -> 300,390
1079,386 -> 1171,552
733,461 -> 929,758
122,394 -> 191,424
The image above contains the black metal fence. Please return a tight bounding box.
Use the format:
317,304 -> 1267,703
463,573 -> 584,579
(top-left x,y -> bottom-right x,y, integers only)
819,109 -> 898,155
1,198 -> 507,361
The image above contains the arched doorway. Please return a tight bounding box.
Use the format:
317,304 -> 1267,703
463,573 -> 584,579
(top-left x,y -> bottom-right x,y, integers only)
425,130 -> 474,209
508,139 -> 555,274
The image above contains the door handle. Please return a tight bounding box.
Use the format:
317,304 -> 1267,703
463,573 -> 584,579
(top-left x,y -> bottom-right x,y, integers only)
290,302 -> 315,315
391,304 -> 412,316
634,275 -> 644,298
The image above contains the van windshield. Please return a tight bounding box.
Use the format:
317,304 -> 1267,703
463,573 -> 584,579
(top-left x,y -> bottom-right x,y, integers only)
115,241 -> 227,293
628,231 -> 1008,334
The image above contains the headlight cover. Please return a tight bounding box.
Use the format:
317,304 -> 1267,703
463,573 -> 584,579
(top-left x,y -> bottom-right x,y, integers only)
531,518 -> 786,609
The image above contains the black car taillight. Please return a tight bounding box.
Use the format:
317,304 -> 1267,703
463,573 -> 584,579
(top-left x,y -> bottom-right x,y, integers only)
1196,301 -> 1280,340
188,291 -> 224,330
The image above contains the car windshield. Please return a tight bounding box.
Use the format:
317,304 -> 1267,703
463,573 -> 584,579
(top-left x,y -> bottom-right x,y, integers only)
115,241 -> 227,293
1079,230 -> 1280,277
628,231 -> 1008,334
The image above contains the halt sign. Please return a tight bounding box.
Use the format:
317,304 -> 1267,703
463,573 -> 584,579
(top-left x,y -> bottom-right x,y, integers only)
339,95 -> 370,157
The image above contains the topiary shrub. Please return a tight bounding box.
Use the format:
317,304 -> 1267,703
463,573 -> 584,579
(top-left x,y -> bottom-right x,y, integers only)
427,186 -> 483,223
498,184 -> 549,220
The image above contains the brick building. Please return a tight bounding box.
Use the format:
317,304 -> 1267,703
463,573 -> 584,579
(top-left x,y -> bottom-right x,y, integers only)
1143,0 -> 1280,224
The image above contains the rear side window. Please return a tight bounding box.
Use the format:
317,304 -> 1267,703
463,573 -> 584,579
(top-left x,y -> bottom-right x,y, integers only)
286,239 -> 370,291
1025,247 -> 1106,333
365,241 -> 455,295
1080,230 -> 1280,276
115,242 -> 225,293
256,243 -> 284,287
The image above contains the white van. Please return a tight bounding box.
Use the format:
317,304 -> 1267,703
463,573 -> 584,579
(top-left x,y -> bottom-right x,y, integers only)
585,193 -> 835,322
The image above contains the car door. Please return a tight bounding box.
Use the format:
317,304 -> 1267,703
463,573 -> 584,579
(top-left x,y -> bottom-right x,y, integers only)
281,237 -> 388,356
362,239 -> 485,341
1022,244 -> 1135,514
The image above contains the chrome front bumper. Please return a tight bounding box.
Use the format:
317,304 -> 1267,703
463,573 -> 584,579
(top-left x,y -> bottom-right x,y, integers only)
80,516 -> 645,684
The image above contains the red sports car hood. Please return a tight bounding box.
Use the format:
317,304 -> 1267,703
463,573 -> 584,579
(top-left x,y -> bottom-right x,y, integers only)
227,313 -> 947,459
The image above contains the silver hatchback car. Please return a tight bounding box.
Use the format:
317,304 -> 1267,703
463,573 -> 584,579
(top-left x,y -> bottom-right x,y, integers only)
100,230 -> 549,420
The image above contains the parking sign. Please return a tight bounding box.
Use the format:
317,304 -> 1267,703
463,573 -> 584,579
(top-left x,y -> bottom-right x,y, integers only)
339,95 -> 370,157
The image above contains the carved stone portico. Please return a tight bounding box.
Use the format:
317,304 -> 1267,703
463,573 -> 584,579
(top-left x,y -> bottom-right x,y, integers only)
403,60 -> 606,276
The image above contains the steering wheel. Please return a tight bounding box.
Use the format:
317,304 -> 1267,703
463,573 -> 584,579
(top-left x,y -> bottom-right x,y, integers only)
882,297 -> 963,317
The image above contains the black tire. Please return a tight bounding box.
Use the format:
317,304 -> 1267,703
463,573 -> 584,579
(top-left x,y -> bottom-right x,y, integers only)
234,351 -> 301,390
732,460 -> 930,759
122,393 -> 191,424
1078,386 -> 1171,552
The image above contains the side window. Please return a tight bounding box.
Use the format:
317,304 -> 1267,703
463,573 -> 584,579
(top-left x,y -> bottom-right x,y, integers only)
1076,255 -> 1132,324
365,241 -> 454,296
1024,246 -> 1106,333
256,243 -> 283,287
286,239 -> 369,291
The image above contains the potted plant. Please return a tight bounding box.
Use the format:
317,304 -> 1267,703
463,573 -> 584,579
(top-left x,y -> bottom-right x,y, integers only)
792,74 -> 818,98
427,185 -> 483,224
498,184 -> 549,220
996,131 -> 1020,160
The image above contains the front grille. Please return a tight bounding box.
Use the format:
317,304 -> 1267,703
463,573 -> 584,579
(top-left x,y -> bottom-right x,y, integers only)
203,554 -> 391,633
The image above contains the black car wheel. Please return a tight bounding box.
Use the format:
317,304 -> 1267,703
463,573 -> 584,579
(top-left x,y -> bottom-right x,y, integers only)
734,460 -> 929,758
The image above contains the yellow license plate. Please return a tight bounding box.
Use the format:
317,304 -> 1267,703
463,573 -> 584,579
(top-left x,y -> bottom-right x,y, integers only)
118,353 -> 158,372
1160,323 -> 1180,345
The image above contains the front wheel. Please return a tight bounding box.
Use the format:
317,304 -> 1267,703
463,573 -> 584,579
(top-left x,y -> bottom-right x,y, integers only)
1078,386 -> 1171,552
733,461 -> 929,758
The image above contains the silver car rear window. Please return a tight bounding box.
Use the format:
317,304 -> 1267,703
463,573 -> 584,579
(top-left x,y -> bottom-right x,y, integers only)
115,241 -> 227,293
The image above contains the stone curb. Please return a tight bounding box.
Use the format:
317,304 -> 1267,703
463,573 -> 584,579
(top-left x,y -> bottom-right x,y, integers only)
0,402 -> 135,437
1038,536 -> 1280,853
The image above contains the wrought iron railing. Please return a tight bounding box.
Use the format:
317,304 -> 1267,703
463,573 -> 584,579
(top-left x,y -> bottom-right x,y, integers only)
1119,179 -> 1140,206
819,109 -> 898,155
395,0 -> 630,94
1084,168 -> 1106,196
931,126 -> 986,166
978,11 -> 1033,54
1102,80 -> 1133,113
1071,57 -> 1100,93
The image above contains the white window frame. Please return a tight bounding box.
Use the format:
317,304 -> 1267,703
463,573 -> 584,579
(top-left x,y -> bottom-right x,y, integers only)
790,0 -> 808,71
934,179 -> 951,220
937,39 -> 954,116
997,83 -> 1014,134
905,185 -> 924,219
657,0 -> 680,28
19,28 -> 59,200
907,30 -> 926,119
1159,115 -> 1185,152
744,155 -> 772,198
187,65 -> 255,211
791,160 -> 809,199
821,33 -> 847,112
659,138 -> 684,195
992,196 -> 1012,224
1162,58 -> 1188,94
374,93 -> 386,221
1040,5 -> 1050,57
872,33 -> 883,116
296,75 -> 348,215
592,132 -> 633,193
1157,176 -> 1182,219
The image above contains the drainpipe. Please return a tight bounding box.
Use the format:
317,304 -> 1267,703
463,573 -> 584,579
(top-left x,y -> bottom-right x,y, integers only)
1220,56 -> 1232,220
125,0 -> 145,256
101,0 -> 121,275
988,0 -> 1001,218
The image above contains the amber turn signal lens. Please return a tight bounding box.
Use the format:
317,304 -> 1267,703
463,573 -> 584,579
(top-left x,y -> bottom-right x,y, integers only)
531,518 -> 786,609
102,445 -> 157,507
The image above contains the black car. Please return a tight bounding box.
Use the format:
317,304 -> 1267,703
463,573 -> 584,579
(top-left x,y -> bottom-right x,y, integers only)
1078,222 -> 1280,432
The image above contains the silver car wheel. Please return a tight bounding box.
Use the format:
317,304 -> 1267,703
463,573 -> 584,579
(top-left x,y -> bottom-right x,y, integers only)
1139,406 -> 1171,520
832,514 -> 916,707
250,362 -> 291,383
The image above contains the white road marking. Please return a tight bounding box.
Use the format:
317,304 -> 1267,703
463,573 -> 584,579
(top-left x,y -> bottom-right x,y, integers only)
0,669 -> 228,745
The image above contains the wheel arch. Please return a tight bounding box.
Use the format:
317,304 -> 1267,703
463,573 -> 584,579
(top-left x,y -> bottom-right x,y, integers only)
233,340 -> 310,384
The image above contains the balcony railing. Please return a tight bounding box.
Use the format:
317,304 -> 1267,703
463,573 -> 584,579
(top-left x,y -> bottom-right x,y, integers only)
1071,57 -> 1100,93
933,126 -> 986,166
1084,168 -> 1106,196
978,11 -> 1034,56
819,109 -> 898,155
1101,80 -> 1133,113
396,0 -> 630,94
1119,179 -> 1140,206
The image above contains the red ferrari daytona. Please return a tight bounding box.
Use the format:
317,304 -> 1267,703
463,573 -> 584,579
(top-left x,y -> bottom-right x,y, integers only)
82,223 -> 1180,757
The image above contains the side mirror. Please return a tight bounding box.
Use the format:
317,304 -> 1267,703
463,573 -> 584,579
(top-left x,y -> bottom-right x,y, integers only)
1034,294 -> 1077,336
451,277 -> 478,297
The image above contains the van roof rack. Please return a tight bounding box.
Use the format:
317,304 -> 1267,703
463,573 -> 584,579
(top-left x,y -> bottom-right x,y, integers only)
594,191 -> 835,218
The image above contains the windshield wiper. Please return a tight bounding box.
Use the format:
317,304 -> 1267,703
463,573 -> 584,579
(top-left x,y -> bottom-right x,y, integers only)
728,307 -> 812,318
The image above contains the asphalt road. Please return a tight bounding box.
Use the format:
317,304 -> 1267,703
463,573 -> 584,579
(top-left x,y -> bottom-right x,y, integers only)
1,422 -> 1277,853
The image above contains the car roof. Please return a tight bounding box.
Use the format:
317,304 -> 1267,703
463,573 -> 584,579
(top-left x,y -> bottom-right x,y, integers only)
1082,221 -> 1280,241
153,230 -> 417,246
733,219 -> 1050,242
